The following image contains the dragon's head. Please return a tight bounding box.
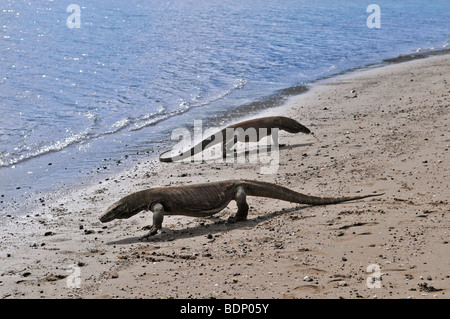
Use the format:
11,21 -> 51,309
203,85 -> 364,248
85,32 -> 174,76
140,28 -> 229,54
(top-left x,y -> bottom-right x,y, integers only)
276,117 -> 311,134
99,194 -> 146,223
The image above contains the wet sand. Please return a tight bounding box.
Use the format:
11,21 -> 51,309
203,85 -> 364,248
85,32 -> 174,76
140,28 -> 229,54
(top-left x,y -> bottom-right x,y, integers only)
0,54 -> 448,299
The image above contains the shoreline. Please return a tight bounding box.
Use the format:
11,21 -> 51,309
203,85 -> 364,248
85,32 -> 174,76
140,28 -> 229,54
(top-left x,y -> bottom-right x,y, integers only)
0,53 -> 449,299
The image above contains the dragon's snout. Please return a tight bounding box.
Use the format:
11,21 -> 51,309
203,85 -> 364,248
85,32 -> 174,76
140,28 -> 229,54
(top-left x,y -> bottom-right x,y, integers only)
281,118 -> 311,134
100,197 -> 146,222
99,212 -> 113,223
99,201 -> 125,223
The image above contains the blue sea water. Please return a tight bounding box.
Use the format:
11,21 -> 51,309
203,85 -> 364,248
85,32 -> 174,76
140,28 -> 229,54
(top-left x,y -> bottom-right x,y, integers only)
0,0 -> 449,213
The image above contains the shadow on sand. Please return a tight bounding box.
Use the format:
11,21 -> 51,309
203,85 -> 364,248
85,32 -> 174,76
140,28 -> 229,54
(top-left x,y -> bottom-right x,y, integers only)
106,205 -> 311,245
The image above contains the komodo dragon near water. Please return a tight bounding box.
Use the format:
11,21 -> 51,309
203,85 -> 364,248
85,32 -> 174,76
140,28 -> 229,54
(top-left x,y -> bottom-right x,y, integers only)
159,116 -> 318,162
99,180 -> 383,240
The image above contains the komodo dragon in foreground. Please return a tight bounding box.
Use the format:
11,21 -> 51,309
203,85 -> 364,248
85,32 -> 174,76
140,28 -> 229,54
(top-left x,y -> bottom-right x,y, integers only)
159,116 -> 318,162
99,180 -> 383,240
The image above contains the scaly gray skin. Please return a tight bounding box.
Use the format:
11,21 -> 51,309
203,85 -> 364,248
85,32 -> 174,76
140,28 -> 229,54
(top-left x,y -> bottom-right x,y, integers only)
159,116 -> 316,162
99,180 -> 383,240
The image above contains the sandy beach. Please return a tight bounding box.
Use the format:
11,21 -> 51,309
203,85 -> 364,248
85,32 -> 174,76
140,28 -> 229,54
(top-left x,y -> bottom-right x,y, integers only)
0,54 -> 448,299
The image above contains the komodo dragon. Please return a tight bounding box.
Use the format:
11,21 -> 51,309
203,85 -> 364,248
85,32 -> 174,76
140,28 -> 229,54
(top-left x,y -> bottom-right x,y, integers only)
99,180 -> 383,240
159,116 -> 318,162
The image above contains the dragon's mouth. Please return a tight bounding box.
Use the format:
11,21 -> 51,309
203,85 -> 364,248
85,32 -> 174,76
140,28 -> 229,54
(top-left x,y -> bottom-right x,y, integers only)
100,200 -> 148,222
99,201 -> 125,222
99,211 -> 115,223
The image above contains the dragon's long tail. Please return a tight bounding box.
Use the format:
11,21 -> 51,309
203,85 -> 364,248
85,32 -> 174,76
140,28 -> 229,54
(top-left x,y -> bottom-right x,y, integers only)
241,180 -> 383,205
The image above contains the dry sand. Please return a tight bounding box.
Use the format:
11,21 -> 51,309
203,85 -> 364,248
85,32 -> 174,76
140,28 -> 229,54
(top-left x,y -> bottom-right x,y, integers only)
0,54 -> 448,299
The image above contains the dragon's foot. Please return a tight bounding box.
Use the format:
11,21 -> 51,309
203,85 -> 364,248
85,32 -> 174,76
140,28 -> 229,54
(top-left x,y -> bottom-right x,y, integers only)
139,226 -> 159,241
227,214 -> 247,224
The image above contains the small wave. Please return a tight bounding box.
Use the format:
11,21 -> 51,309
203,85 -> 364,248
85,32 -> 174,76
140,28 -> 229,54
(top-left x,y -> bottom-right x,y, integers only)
129,78 -> 247,132
192,78 -> 248,108
129,106 -> 167,131
0,129 -> 91,167
234,78 -> 247,89
0,78 -> 249,166
129,114 -> 172,132
109,117 -> 131,132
